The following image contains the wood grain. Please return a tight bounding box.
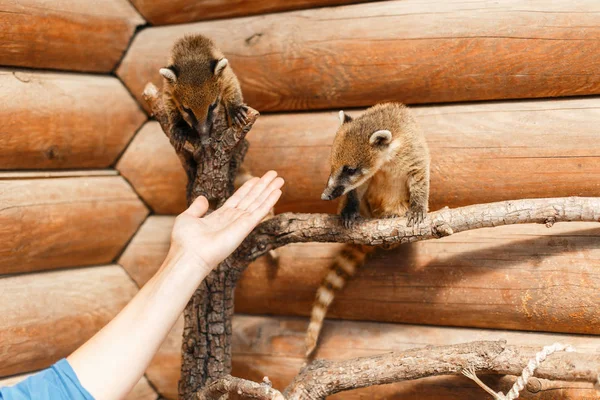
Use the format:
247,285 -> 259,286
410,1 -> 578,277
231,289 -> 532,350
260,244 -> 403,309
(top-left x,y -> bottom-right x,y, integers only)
116,122 -> 187,214
0,0 -> 144,72
147,315 -> 600,399
0,265 -> 138,377
120,98 -> 600,215
0,70 -> 146,169
0,176 -> 149,275
120,216 -> 600,333
0,373 -> 156,400
119,216 -> 174,287
0,170 -> 117,179
130,0 -> 367,25
118,0 -> 600,112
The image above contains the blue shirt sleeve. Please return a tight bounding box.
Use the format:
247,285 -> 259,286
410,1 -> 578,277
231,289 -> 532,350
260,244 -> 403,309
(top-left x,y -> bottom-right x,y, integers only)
0,359 -> 94,400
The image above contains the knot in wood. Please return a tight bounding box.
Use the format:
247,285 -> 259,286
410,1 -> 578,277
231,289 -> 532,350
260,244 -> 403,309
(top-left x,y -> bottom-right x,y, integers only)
526,377 -> 542,393
432,220 -> 453,238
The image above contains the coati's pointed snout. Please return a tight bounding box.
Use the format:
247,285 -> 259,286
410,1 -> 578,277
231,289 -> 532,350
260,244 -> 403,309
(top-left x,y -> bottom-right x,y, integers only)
321,185 -> 344,201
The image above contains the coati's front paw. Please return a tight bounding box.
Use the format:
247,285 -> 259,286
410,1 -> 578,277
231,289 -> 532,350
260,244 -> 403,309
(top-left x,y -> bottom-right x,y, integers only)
405,207 -> 426,227
382,213 -> 400,219
341,209 -> 360,229
227,104 -> 249,127
170,129 -> 188,152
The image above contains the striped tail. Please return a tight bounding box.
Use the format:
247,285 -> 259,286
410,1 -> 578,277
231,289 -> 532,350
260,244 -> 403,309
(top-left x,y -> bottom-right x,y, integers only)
305,244 -> 374,357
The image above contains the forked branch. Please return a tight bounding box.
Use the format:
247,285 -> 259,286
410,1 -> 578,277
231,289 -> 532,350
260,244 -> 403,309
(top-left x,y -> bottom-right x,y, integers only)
241,197 -> 600,261
143,81 -> 600,400
283,341 -> 600,400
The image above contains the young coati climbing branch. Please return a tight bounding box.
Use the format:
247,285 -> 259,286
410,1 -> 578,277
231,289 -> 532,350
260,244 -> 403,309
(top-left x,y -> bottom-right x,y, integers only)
306,103 -> 430,356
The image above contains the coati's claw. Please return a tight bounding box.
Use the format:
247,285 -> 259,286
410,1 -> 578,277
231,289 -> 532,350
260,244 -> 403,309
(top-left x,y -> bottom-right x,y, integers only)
228,104 -> 249,128
170,128 -> 188,152
341,211 -> 360,229
405,208 -> 426,227
383,213 -> 400,219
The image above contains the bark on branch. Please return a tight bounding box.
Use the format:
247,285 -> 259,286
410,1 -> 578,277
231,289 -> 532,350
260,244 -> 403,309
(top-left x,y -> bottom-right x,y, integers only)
144,81 -> 600,400
241,197 -> 600,261
283,341 -> 600,400
197,375 -> 284,400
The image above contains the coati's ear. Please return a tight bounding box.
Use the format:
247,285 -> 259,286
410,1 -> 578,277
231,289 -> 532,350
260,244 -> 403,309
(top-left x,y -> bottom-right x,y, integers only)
369,130 -> 392,147
213,58 -> 229,76
159,67 -> 177,84
338,110 -> 353,126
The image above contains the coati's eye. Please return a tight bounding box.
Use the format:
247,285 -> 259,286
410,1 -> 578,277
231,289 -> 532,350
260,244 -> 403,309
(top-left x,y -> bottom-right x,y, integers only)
208,100 -> 218,112
343,166 -> 358,175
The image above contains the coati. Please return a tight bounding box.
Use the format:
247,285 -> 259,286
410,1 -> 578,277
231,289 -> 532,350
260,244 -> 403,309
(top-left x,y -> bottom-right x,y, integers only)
305,102 -> 430,356
159,34 -> 248,197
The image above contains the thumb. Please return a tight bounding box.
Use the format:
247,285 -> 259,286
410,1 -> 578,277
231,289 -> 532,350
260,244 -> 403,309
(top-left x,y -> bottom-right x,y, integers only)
184,196 -> 209,218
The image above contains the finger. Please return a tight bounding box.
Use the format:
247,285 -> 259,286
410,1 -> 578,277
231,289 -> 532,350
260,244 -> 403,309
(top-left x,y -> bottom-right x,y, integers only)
237,170 -> 278,211
247,176 -> 284,214
183,196 -> 209,218
250,189 -> 283,224
223,177 -> 260,208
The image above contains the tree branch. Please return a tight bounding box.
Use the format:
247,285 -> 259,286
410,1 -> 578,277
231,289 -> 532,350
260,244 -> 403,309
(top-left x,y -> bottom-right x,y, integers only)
143,80 -> 600,400
283,341 -> 600,400
196,375 -> 284,400
241,197 -> 600,261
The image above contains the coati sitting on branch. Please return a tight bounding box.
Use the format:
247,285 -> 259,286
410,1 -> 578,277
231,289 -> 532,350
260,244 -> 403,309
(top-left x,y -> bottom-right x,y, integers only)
306,102 -> 431,356
159,34 -> 248,193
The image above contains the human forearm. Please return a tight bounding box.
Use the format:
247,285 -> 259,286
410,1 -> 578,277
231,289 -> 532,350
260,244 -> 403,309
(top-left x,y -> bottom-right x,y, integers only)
66,172 -> 283,400
68,250 -> 209,400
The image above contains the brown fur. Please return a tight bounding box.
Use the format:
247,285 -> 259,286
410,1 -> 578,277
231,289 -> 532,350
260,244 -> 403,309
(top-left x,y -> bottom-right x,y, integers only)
305,102 -> 430,356
159,34 -> 248,199
162,34 -> 245,133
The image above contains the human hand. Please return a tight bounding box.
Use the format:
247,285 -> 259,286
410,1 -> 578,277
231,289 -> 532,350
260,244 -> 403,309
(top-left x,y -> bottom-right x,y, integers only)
170,171 -> 284,271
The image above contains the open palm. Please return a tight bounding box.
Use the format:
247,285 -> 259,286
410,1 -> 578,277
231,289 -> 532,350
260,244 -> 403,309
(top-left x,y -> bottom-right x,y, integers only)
171,171 -> 284,271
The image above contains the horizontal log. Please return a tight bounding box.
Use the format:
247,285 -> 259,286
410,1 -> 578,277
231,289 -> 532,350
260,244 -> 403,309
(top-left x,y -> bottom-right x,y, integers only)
0,70 -> 146,169
0,170 -> 117,179
120,98 -> 600,214
0,176 -> 149,275
130,0 -> 365,26
0,0 -> 144,72
116,122 -> 187,214
147,314 -> 600,399
120,216 -> 600,333
118,0 -> 600,112
119,216 -> 174,287
0,265 -> 138,377
0,373 -> 156,400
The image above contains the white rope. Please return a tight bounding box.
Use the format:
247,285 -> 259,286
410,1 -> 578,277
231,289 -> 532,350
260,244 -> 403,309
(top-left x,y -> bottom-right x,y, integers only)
461,343 -> 575,400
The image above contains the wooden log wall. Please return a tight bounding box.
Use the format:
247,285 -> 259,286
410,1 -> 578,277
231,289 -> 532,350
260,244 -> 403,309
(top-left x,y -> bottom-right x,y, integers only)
3,0 -> 600,399
0,0 -> 155,398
